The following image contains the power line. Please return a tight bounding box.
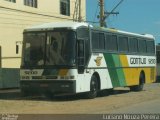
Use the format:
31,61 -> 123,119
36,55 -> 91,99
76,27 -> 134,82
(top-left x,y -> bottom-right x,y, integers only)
98,0 -> 124,27
105,0 -> 124,19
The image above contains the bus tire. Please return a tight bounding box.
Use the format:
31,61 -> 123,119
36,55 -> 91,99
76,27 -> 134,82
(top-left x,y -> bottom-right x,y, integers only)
130,73 -> 145,91
86,75 -> 99,99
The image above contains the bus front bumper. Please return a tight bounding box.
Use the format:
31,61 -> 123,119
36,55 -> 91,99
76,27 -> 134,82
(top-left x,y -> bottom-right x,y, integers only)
20,80 -> 76,95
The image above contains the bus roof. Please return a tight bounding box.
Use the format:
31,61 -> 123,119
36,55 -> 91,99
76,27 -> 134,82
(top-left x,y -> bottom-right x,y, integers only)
24,21 -> 154,39
24,21 -> 90,31
93,27 -> 155,39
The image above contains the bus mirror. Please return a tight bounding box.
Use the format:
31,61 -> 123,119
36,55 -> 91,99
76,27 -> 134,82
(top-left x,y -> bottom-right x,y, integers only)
77,39 -> 85,74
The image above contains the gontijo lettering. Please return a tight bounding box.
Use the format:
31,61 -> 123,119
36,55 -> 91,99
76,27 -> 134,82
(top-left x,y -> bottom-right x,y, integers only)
130,57 -> 156,65
130,58 -> 146,64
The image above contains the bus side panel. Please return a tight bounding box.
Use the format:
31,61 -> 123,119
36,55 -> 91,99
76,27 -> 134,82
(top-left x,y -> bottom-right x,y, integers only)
116,55 -> 155,87
95,68 -> 113,90
141,68 -> 156,83
122,67 -> 156,86
120,55 -> 156,86
119,55 -> 139,86
123,68 -> 139,86
85,53 -> 113,91
76,68 -> 113,93
104,53 -> 127,87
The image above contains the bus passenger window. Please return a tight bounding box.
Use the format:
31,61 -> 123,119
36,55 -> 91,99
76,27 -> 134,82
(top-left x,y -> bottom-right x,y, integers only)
146,41 -> 155,54
139,40 -> 147,53
99,33 -> 105,50
92,32 -> 99,50
129,38 -> 138,53
105,34 -> 118,52
118,36 -> 129,52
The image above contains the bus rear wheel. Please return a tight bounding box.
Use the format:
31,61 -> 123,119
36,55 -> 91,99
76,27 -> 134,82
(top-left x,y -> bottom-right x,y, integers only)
86,75 -> 99,99
130,73 -> 145,91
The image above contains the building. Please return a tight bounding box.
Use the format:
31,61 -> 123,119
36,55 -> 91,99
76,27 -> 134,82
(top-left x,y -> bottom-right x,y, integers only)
0,0 -> 86,88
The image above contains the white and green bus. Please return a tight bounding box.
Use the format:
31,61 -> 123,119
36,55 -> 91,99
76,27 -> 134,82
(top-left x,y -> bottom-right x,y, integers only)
20,22 -> 156,98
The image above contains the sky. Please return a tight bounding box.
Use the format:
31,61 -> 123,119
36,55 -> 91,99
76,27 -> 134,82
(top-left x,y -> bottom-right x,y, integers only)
86,0 -> 160,44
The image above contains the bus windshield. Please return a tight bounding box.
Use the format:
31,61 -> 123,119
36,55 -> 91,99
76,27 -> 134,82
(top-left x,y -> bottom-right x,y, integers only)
22,30 -> 76,67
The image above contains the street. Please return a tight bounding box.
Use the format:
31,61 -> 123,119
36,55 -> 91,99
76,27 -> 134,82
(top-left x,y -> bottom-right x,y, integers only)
109,98 -> 160,113
0,83 -> 159,114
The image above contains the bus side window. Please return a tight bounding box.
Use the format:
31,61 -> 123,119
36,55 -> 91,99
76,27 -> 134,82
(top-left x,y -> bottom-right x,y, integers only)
129,38 -> 138,53
99,33 -> 105,50
118,36 -> 129,52
105,34 -> 118,52
138,39 -> 147,53
146,40 -> 155,54
92,32 -> 99,50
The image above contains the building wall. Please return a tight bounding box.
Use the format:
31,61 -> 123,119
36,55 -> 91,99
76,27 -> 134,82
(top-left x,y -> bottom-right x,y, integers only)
0,0 -> 86,68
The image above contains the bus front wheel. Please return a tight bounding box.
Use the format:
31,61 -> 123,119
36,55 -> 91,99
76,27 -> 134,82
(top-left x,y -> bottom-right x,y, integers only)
86,75 -> 99,99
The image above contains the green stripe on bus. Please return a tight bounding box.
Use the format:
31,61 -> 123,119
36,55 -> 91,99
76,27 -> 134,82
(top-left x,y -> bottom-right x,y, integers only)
104,53 -> 126,87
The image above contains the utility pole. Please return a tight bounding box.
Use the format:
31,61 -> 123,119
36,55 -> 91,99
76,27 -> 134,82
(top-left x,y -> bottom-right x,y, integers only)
99,0 -> 124,27
78,0 -> 82,22
99,0 -> 105,27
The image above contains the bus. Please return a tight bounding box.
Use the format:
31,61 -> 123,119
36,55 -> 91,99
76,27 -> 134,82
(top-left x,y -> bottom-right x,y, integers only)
20,22 -> 156,99
156,45 -> 160,82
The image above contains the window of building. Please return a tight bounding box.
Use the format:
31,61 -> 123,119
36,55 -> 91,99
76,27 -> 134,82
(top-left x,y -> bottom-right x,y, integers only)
4,0 -> 16,3
60,0 -> 70,16
129,38 -> 138,53
118,36 -> 129,52
24,0 -> 37,8
16,45 -> 19,54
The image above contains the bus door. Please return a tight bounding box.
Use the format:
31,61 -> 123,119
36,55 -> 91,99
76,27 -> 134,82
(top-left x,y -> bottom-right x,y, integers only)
76,27 -> 90,74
